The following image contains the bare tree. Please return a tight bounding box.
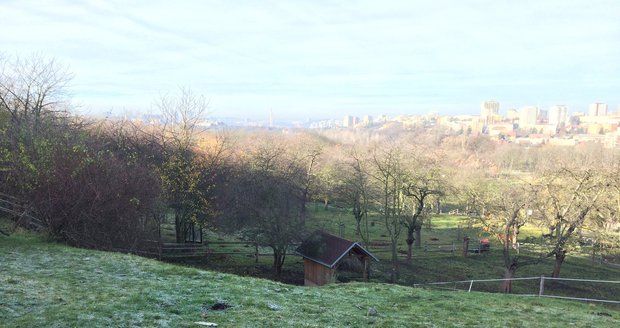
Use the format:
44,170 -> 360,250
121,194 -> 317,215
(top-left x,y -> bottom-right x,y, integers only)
337,147 -> 373,244
229,139 -> 306,277
369,143 -> 407,282
155,88 -> 212,242
466,179 -> 539,292
0,54 -> 70,126
536,167 -> 607,277
157,87 -> 208,150
0,54 -> 72,197
401,153 -> 446,263
297,144 -> 323,226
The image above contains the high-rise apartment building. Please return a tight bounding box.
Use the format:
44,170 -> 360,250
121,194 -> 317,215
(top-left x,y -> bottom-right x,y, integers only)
548,105 -> 568,128
342,115 -> 360,128
588,103 -> 608,116
343,115 -> 353,128
519,106 -> 538,127
481,100 -> 500,123
538,109 -> 548,122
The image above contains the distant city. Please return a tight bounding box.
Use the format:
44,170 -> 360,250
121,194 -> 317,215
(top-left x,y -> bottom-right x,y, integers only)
321,101 -> 619,148
117,101 -> 620,148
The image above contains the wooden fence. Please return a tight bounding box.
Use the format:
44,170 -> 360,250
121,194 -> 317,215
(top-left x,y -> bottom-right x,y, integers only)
368,241 -> 489,258
0,193 -> 45,231
143,240 -> 301,262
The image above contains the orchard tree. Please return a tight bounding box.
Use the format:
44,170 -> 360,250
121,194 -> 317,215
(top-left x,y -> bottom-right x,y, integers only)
597,165 -> 620,257
339,147 -> 372,244
230,141 -> 306,276
369,143 -> 407,282
401,152 -> 446,263
466,179 -> 539,292
297,143 -> 323,226
536,167 -> 608,277
313,153 -> 341,211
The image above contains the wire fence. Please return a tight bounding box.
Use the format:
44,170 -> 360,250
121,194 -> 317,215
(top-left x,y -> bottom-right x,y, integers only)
144,240 -> 304,262
413,276 -> 620,304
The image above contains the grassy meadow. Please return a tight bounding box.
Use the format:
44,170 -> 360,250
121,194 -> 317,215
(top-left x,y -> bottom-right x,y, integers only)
1,233 -> 619,327
172,205 -> 619,297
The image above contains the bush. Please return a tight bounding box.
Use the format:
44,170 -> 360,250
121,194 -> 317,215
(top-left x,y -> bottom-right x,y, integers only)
30,140 -> 162,250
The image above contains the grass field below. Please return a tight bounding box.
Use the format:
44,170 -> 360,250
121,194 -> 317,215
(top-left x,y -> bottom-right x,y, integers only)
1,233 -> 619,327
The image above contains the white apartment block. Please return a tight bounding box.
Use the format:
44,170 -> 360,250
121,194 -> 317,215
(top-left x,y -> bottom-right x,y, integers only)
548,105 -> 568,128
519,106 -> 539,127
588,103 -> 608,116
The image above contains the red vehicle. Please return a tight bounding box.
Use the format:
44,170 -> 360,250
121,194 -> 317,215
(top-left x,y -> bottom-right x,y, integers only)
479,238 -> 490,252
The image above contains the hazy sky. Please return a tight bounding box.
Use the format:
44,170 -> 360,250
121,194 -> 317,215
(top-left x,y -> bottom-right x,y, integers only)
2,0 -> 619,120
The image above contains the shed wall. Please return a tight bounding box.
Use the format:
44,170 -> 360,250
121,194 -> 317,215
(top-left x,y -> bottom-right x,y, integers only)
304,259 -> 335,286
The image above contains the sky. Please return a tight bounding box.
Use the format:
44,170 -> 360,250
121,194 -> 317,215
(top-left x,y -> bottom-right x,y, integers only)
1,0 -> 619,120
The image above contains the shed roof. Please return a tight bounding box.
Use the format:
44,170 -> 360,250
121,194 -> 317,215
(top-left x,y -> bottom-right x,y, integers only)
295,231 -> 378,269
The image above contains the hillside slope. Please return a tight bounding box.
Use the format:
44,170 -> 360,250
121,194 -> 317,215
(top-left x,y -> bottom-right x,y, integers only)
1,234 -> 618,327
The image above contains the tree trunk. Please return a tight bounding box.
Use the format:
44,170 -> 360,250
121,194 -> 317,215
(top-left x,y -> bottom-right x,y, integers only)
511,226 -> 520,250
462,237 -> 470,257
174,212 -> 183,243
414,227 -> 421,247
501,265 -> 517,293
300,200 -> 307,226
406,227 -> 414,264
354,215 -> 362,237
552,250 -> 566,278
273,250 -> 283,277
323,199 -> 329,210
390,240 -> 399,282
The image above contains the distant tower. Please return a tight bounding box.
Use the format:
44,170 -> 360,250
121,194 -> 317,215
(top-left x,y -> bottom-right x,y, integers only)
269,109 -> 273,127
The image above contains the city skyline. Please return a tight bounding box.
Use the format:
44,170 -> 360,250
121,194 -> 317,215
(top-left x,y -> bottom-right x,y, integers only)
2,0 -> 619,120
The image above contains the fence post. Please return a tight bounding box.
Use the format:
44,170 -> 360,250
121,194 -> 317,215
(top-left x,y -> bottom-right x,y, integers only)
158,238 -> 162,260
462,236 -> 470,257
451,242 -> 455,254
468,280 -> 474,292
255,243 -> 259,264
538,276 -> 545,296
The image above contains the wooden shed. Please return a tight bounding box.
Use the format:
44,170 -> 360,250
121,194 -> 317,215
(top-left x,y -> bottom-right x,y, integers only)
295,231 -> 378,286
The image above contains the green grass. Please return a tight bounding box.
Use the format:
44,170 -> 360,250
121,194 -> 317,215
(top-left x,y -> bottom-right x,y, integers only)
2,233 -> 619,327
153,205 -> 620,294
305,206 -> 620,286
155,205 -> 619,299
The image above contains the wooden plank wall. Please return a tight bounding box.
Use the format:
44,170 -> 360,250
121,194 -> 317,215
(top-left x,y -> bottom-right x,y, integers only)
304,259 -> 335,286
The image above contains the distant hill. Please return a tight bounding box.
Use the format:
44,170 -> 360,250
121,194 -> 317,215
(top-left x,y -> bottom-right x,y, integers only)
1,234 -> 618,327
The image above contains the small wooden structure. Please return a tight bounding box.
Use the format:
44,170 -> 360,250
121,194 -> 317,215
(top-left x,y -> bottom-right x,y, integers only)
296,231 -> 378,286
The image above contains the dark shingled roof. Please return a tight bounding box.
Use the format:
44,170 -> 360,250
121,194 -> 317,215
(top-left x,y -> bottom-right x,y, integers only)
295,230 -> 378,268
